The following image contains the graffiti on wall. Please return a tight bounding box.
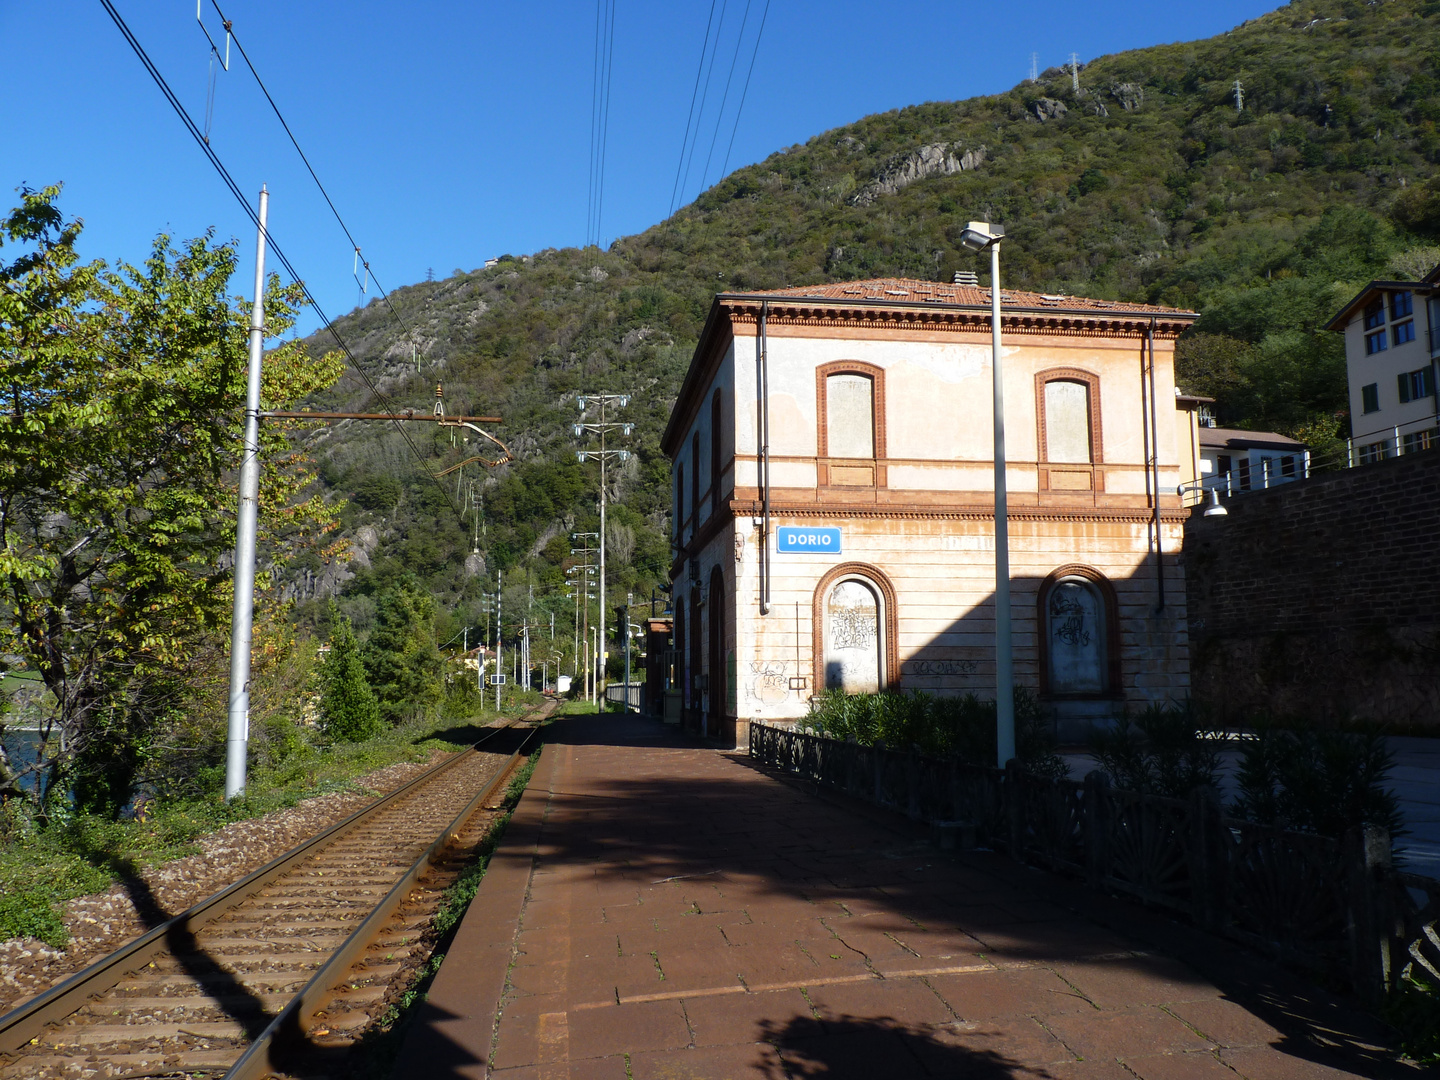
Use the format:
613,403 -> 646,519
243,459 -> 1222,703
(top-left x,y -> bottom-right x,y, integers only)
744,660 -> 794,707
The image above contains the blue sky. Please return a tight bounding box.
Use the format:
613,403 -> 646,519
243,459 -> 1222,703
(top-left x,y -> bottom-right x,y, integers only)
3,1 -> 1284,334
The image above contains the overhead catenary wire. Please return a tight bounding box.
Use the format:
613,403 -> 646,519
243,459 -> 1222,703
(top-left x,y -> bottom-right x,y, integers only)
97,0 -> 468,526
587,0 -> 618,249
698,0 -> 752,192
717,0 -> 771,182
665,0 -> 719,224
594,0 -> 618,250
206,0 -> 417,344
678,0 -> 729,209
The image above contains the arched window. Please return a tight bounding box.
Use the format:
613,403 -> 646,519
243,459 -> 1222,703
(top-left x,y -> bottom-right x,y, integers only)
812,563 -> 899,693
675,464 -> 684,539
817,361 -> 887,488
1038,567 -> 1118,697
710,389 -> 723,515
691,431 -> 701,522
707,566 -> 727,731
1036,369 -> 1103,465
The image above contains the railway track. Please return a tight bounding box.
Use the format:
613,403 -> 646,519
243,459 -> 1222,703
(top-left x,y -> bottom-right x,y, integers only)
0,709 -> 548,1079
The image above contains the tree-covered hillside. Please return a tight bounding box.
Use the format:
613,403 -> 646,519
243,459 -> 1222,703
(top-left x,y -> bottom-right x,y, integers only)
297,0 -> 1440,663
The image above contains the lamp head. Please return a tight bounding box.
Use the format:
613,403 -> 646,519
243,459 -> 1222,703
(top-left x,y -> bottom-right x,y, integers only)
959,221 -> 1004,251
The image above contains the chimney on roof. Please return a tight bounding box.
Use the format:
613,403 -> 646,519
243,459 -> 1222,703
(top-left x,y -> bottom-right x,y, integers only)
953,270 -> 979,286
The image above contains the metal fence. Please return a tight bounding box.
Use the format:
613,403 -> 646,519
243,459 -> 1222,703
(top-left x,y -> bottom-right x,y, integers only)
750,722 -> 1440,1001
603,682 -> 642,709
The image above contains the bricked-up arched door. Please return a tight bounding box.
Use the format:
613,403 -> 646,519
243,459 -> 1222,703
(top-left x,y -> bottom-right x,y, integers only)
1044,576 -> 1108,695
823,578 -> 882,693
706,567 -> 725,736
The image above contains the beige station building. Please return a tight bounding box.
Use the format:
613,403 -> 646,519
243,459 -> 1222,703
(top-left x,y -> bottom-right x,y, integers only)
659,277 -> 1200,746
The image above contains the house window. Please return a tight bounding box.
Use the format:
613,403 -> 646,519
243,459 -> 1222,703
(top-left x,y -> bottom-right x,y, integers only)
1364,300 -> 1385,330
817,362 -> 886,488
1044,380 -> 1092,463
1358,440 -> 1389,465
1398,368 -> 1435,404
709,390 -> 723,515
675,465 -> 684,538
1361,382 -> 1380,414
691,432 -> 701,521
1394,320 -> 1416,347
1366,329 -> 1388,355
1403,428 -> 1437,454
1390,291 -> 1414,320
1281,455 -> 1296,477
826,374 -> 875,458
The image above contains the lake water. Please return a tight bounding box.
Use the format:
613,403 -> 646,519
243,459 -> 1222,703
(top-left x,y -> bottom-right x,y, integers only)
1,728 -> 43,793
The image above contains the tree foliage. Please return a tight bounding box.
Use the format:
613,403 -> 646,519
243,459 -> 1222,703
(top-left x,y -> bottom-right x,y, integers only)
0,185 -> 344,816
320,602 -> 382,742
361,580 -> 443,724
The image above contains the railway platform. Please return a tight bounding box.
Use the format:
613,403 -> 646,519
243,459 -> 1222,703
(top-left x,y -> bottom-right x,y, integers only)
401,713 -> 1409,1079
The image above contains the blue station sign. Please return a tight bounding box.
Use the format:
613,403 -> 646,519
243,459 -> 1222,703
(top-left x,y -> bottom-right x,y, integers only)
776,526 -> 842,554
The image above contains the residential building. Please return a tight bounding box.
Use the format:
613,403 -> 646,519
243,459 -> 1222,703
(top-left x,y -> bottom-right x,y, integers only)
1326,263 -> 1440,462
660,277 -> 1199,747
1196,425 -> 1307,495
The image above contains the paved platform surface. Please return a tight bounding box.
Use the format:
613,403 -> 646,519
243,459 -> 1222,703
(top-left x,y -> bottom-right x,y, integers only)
401,714 -> 1415,1079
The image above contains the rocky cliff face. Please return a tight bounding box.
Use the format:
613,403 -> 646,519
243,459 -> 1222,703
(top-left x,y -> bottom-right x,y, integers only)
849,142 -> 987,206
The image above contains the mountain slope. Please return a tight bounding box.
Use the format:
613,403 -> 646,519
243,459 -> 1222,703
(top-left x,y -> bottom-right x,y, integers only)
295,0 -> 1440,657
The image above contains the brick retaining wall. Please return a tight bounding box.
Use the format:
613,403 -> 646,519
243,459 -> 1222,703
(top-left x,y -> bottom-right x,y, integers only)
1183,448 -> 1440,728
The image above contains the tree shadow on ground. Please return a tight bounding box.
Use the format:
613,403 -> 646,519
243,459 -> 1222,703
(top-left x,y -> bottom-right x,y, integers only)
755,1013 -> 1040,1079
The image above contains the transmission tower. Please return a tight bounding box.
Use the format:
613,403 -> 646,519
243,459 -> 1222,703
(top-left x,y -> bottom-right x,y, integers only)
1233,80 -> 1244,112
1029,52 -> 1038,83
1070,53 -> 1080,93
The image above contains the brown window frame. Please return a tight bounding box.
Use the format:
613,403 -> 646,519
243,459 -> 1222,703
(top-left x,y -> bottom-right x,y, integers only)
816,361 -> 887,488
1035,368 -> 1103,464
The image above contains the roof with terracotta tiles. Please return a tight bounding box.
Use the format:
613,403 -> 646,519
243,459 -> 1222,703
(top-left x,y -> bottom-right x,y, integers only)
724,276 -> 1197,317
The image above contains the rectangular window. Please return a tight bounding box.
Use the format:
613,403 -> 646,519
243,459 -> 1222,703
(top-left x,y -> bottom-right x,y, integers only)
1238,457 -> 1252,491
1366,330 -> 1388,355
1390,291 -> 1414,320
1364,300 -> 1385,330
826,374 -> 875,458
1044,380 -> 1093,463
1358,440 -> 1389,465
1398,368 -> 1435,403
1403,428 -> 1437,454
1281,455 -> 1296,477
1393,320 -> 1416,347
1362,382 -> 1380,413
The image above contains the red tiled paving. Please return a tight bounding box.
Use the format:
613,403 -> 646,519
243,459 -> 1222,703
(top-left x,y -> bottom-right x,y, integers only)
400,714 -> 1408,1079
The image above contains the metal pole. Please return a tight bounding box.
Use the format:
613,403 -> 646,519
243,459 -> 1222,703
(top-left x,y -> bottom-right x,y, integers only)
598,404 -> 607,714
624,593 -> 632,714
990,240 -> 1015,767
225,185 -> 269,802
495,572 -> 502,712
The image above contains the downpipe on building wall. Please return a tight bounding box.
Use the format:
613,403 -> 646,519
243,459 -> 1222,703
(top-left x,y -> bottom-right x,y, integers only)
758,301 -> 771,616
1146,319 -> 1165,613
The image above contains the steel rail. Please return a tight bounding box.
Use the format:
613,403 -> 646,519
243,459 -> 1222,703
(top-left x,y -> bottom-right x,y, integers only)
224,722 -> 540,1079
0,717 -> 528,1056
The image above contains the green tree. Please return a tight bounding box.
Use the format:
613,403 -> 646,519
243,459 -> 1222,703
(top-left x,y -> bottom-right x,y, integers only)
362,580 -> 443,724
0,185 -> 344,817
320,603 -> 382,742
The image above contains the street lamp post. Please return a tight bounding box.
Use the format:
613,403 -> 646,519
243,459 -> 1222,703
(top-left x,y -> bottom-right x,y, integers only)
959,221 -> 1015,767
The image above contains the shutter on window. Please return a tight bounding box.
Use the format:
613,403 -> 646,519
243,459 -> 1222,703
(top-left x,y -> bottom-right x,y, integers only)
1399,372 -> 1412,404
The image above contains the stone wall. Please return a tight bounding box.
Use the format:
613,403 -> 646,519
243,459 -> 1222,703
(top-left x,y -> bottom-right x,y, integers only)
1184,448 -> 1440,729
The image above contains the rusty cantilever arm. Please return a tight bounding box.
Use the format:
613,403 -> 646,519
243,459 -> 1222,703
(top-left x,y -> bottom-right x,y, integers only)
261,409 -> 513,468
437,419 -> 513,467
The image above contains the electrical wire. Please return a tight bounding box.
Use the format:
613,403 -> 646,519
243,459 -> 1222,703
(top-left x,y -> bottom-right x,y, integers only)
586,0 -> 604,247
594,0 -> 618,250
678,0 -> 729,209
718,0 -> 771,182
207,0 -> 415,342
699,0 -> 751,192
665,0 -> 718,223
97,0 -> 467,525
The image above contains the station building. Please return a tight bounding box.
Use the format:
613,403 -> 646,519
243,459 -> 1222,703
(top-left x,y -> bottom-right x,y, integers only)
659,277 -> 1199,747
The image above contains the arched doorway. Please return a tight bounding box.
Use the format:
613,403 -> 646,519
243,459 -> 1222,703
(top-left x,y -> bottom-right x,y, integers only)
706,567 -> 726,736
1039,571 -> 1114,696
822,576 -> 883,693
688,590 -> 702,733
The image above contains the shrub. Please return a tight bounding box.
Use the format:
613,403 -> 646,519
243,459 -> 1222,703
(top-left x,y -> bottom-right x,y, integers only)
1231,723 -> 1401,838
1087,700 -> 1223,797
801,687 -> 1065,777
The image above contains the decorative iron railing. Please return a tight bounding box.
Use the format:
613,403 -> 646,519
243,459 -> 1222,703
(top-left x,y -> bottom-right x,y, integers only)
749,721 -> 1439,1002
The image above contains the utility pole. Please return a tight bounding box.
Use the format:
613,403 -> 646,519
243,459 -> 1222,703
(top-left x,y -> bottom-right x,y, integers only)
1232,80 -> 1244,112
495,570 -> 503,712
574,394 -> 631,713
623,593 -> 633,714
1029,52 -> 1038,83
569,534 -> 598,704
225,185 -> 269,802
1070,53 -> 1080,94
